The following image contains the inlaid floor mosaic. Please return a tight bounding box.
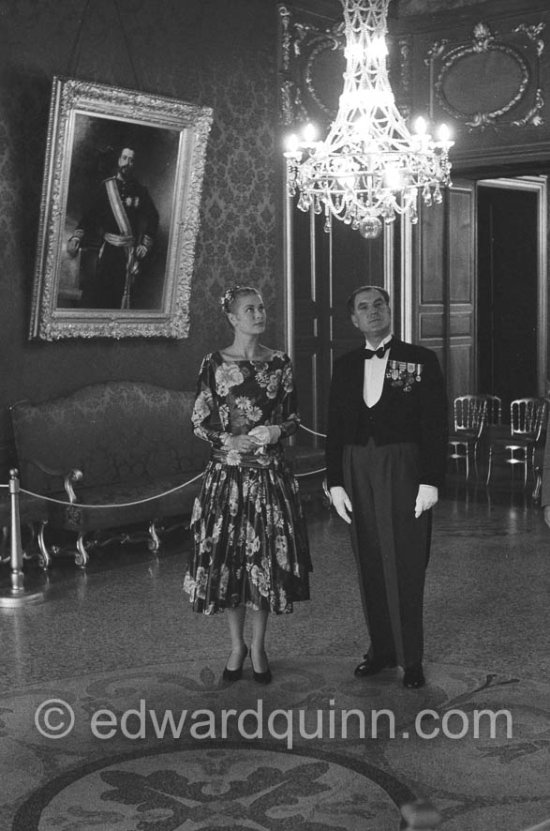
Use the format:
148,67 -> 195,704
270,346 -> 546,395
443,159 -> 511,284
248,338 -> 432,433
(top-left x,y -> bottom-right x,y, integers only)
2,486 -> 550,830
2,657 -> 549,830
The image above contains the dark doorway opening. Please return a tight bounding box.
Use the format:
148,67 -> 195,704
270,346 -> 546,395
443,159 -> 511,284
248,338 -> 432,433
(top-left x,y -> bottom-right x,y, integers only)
477,184 -> 539,418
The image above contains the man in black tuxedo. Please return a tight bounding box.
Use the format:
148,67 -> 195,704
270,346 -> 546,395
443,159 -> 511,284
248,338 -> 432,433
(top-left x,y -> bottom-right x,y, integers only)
326,285 -> 447,688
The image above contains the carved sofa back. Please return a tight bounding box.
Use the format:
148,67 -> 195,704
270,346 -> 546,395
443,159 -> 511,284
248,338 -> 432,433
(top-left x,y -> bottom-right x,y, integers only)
9,381 -> 208,564
11,381 -> 206,493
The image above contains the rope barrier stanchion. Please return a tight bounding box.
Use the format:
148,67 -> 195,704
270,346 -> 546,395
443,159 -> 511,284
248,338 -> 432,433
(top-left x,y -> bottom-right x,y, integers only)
0,470 -> 44,608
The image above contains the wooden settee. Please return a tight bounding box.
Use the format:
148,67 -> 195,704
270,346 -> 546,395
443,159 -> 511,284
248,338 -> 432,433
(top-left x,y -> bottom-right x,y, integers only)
9,381 -> 209,567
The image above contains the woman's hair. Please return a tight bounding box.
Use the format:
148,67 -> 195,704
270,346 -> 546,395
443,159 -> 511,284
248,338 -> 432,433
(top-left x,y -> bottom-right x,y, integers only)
220,285 -> 261,315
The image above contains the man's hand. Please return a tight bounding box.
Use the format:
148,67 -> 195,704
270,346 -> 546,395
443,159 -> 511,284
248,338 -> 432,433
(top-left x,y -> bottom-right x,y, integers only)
135,244 -> 148,259
544,506 -> 550,529
329,486 -> 352,524
415,484 -> 438,518
66,236 -> 81,257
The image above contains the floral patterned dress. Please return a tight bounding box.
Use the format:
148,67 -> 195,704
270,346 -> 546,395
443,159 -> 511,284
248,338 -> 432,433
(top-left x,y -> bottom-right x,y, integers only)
183,351 -> 311,615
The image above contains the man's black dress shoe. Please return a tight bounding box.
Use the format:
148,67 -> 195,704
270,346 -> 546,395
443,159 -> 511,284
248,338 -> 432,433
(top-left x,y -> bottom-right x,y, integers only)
403,664 -> 425,689
354,654 -> 397,678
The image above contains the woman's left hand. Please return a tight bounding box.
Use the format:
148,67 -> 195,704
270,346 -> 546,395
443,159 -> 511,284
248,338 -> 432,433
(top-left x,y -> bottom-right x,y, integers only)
249,425 -> 281,445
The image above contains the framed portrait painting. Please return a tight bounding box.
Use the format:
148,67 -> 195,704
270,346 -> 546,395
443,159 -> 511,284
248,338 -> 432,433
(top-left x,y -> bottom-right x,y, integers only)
29,76 -> 213,339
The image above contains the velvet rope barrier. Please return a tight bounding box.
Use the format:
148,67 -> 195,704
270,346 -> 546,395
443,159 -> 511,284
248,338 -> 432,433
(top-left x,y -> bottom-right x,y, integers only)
18,472 -> 205,510
295,423 -> 327,478
299,423 -> 327,439
5,421 -> 327,517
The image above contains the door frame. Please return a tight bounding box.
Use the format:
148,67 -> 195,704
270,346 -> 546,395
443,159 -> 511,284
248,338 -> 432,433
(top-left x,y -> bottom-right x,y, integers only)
477,176 -> 548,396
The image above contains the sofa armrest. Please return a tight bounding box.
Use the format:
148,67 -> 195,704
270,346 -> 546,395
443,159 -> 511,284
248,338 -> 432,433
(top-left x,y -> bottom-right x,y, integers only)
64,469 -> 83,504
23,458 -> 83,504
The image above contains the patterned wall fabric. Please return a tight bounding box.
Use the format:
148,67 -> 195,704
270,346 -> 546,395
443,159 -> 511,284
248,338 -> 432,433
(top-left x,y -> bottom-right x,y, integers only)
0,0 -> 282,475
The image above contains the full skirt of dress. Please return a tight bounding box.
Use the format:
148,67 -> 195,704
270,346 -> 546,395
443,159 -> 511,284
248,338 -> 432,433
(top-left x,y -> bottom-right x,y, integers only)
184,452 -> 311,615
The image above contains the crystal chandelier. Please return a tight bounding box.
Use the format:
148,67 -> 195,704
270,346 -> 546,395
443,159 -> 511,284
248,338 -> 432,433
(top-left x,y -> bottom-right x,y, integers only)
284,0 -> 454,239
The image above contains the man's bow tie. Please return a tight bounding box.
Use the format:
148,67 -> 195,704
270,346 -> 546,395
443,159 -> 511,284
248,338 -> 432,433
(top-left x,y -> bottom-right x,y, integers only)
364,342 -> 391,360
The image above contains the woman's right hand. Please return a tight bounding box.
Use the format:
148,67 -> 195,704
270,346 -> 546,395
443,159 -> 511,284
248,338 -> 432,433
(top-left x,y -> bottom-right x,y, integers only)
224,434 -> 258,453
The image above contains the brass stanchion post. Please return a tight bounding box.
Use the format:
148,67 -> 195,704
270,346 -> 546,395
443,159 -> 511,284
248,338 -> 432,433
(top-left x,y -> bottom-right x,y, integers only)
0,469 -> 43,608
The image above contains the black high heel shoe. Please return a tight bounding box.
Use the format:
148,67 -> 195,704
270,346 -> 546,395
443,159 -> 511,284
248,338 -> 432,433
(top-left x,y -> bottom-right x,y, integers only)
222,645 -> 248,682
251,654 -> 272,685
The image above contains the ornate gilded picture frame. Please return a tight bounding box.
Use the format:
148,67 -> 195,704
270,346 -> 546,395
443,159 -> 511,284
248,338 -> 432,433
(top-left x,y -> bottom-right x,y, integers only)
30,76 -> 213,340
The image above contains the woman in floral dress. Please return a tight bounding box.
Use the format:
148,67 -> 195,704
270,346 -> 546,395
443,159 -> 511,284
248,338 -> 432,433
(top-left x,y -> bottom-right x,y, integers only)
184,286 -> 311,684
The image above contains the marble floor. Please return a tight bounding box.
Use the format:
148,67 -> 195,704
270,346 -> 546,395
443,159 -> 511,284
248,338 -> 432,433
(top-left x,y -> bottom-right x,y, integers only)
1,473 -> 549,830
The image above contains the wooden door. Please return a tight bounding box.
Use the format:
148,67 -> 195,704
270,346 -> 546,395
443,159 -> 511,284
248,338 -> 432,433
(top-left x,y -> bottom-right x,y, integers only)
412,179 -> 477,408
291,211 -> 386,439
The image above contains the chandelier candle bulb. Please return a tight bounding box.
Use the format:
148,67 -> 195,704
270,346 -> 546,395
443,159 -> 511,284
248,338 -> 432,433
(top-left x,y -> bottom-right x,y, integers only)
284,0 -> 454,237
302,122 -> 318,145
414,116 -> 427,135
285,134 -> 300,156
438,123 -> 452,145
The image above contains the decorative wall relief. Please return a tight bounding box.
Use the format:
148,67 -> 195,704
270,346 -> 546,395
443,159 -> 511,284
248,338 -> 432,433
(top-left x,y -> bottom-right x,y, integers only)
427,20 -> 545,132
278,4 -> 344,129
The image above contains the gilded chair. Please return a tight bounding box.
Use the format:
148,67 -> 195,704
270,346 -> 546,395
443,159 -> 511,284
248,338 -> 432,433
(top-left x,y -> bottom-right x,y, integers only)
486,397 -> 548,486
448,395 -> 488,479
480,394 -> 503,426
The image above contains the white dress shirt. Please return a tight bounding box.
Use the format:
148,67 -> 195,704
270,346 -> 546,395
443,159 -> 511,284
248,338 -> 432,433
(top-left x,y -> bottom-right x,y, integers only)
360,332 -> 438,513
363,333 -> 393,407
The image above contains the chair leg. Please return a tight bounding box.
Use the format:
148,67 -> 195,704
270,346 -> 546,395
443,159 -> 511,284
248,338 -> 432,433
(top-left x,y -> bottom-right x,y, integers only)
486,448 -> 493,485
148,520 -> 161,552
529,447 -> 537,485
533,466 -> 543,502
473,444 -> 479,479
37,520 -> 52,569
75,533 -> 89,568
0,525 -> 9,562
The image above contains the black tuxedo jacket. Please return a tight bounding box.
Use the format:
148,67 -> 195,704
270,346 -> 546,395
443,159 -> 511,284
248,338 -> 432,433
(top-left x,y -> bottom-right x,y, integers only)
325,337 -> 448,489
